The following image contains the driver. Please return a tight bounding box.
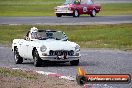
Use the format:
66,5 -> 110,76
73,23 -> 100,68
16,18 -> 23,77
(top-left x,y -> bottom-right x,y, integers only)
26,27 -> 38,40
74,0 -> 80,4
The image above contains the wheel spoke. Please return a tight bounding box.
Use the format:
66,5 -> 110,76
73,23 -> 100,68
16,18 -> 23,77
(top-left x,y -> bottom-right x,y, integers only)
73,10 -> 79,17
33,50 -> 41,67
14,48 -> 23,64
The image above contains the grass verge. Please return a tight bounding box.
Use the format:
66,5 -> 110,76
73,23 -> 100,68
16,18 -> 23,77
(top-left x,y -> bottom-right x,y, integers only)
0,24 -> 132,49
0,0 -> 62,16
100,3 -> 132,16
0,67 -> 37,79
0,0 -> 132,16
0,67 -> 81,88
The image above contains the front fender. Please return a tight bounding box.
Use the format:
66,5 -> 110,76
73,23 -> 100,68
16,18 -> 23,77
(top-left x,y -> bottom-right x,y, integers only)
12,39 -> 21,52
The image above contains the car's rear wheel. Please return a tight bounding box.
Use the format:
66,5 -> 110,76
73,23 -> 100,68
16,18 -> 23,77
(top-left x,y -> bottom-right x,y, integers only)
70,59 -> 79,66
14,47 -> 23,64
56,13 -> 62,17
33,49 -> 42,67
73,10 -> 80,17
90,9 -> 96,17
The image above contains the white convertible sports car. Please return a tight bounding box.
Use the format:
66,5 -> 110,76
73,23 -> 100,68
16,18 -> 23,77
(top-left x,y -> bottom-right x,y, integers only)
12,27 -> 81,67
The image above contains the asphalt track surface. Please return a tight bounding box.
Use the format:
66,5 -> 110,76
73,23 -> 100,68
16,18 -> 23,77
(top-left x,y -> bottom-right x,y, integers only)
0,16 -> 132,25
0,45 -> 132,88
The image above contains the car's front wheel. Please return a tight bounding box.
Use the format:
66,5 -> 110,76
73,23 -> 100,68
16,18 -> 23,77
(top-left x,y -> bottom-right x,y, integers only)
33,50 -> 42,67
56,13 -> 62,17
14,47 -> 23,64
70,59 -> 79,66
73,10 -> 80,17
90,9 -> 96,17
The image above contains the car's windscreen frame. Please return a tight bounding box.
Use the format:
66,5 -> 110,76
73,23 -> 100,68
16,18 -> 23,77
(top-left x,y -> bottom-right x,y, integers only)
37,31 -> 67,40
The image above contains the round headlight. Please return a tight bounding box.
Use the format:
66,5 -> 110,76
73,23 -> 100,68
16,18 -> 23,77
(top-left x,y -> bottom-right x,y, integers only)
40,45 -> 47,52
75,45 -> 80,52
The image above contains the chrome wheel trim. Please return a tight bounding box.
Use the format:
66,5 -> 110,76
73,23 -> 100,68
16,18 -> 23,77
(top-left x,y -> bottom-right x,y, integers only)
14,51 -> 18,62
34,56 -> 37,65
75,10 -> 78,17
92,10 -> 96,16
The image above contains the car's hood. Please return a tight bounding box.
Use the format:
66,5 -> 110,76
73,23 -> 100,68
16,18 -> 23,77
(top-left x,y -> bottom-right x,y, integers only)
57,4 -> 71,8
35,39 -> 77,50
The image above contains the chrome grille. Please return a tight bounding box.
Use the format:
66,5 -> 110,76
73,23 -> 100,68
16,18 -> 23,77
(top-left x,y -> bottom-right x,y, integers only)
49,50 -> 74,56
57,7 -> 68,11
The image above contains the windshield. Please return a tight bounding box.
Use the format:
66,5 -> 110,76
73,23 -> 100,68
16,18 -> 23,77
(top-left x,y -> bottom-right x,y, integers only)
64,0 -> 75,4
37,31 -> 67,40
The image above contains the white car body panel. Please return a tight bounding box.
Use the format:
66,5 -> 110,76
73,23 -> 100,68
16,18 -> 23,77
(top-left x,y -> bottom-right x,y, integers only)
12,38 -> 81,61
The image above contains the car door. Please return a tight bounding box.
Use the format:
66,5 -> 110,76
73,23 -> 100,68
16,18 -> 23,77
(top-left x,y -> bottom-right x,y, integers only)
86,0 -> 94,14
18,39 -> 29,59
81,0 -> 88,14
26,40 -> 34,59
82,4 -> 88,14
74,3 -> 83,14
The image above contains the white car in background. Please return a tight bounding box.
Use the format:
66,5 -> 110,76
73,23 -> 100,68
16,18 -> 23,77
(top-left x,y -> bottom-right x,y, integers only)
12,29 -> 81,67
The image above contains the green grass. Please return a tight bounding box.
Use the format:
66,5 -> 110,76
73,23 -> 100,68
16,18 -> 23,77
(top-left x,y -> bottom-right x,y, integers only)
0,0 -> 132,16
0,24 -> 132,49
100,3 -> 132,16
0,67 -> 37,79
0,0 -> 62,16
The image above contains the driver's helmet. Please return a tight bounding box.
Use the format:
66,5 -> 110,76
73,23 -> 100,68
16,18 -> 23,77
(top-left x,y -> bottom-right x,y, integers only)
30,27 -> 38,39
74,0 -> 80,4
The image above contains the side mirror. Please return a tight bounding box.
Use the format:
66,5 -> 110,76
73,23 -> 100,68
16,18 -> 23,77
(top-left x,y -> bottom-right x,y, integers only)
24,36 -> 30,41
26,37 -> 30,41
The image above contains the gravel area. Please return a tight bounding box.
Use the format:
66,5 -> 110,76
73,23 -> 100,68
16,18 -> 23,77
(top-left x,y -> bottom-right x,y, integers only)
0,68 -> 82,88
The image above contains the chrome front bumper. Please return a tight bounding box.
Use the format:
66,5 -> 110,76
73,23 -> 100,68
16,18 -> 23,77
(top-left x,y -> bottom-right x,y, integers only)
55,10 -> 73,14
40,55 -> 80,61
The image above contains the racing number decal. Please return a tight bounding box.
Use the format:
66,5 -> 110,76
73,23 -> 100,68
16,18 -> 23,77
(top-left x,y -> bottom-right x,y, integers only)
83,7 -> 88,12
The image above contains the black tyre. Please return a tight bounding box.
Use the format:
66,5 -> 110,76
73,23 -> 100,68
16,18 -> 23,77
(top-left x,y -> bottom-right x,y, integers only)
33,49 -> 42,67
14,47 -> 23,64
56,13 -> 62,17
70,59 -> 79,66
90,9 -> 96,17
73,10 -> 80,17
76,75 -> 87,86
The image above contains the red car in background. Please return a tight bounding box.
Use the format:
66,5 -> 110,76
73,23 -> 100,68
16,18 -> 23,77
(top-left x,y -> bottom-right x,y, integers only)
55,0 -> 101,17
